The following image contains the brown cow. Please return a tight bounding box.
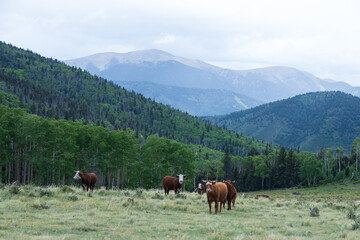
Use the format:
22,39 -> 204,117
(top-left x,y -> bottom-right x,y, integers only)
203,180 -> 228,214
256,194 -> 270,198
223,180 -> 237,210
197,183 -> 204,195
73,171 -> 97,192
162,174 -> 186,195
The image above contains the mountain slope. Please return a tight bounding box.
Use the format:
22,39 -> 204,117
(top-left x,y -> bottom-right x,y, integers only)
0,41 -> 267,155
118,81 -> 262,116
65,50 -> 360,105
205,91 -> 360,152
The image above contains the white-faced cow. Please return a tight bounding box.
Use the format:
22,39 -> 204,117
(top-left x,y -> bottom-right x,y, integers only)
203,180 -> 228,214
197,183 -> 204,195
73,171 -> 97,192
162,174 -> 186,195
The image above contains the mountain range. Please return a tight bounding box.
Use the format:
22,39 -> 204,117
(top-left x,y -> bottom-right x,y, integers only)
205,91 -> 360,152
65,50 -> 360,116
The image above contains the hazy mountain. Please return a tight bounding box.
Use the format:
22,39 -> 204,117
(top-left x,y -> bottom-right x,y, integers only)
65,50 -> 360,106
119,81 -> 263,116
205,91 -> 360,152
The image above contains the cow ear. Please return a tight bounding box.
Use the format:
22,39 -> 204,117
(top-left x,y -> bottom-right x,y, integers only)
183,175 -> 186,178
232,180 -> 236,183
176,175 -> 179,178
202,180 -> 207,183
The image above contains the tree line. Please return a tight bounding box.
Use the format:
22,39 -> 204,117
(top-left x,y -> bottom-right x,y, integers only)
1,104 -> 360,191
0,104 -> 196,189
219,142 -> 360,192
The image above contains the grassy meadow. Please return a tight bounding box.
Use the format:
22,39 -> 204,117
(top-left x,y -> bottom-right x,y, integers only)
0,182 -> 360,239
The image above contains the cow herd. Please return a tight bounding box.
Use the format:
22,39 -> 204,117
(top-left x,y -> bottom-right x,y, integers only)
73,171 -> 238,214
161,175 -> 238,215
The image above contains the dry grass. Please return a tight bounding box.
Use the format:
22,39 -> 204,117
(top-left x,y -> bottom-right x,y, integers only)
0,182 -> 359,239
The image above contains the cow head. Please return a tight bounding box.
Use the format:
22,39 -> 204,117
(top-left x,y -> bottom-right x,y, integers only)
203,180 -> 216,192
223,180 -> 235,184
176,174 -> 186,184
198,183 -> 203,189
73,170 -> 81,180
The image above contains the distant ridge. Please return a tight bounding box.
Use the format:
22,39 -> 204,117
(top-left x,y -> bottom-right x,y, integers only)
205,91 -> 360,152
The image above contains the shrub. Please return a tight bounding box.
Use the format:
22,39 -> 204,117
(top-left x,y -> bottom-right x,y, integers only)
152,192 -> 164,200
175,193 -> 187,199
67,195 -> 78,201
348,208 -> 356,220
28,192 -> 36,197
123,198 -> 135,207
39,189 -> 53,197
32,203 -> 50,210
310,207 -> 319,217
351,216 -> 360,230
9,185 -> 20,195
59,185 -> 74,193
134,189 -> 143,198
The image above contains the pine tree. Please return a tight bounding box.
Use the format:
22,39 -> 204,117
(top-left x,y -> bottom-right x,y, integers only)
222,147 -> 232,180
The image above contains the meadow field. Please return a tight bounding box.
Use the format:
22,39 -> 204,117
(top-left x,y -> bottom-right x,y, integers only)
0,182 -> 360,239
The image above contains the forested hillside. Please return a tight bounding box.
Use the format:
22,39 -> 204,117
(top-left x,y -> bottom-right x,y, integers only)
2,42 -> 360,191
0,41 -> 266,156
206,91 -> 360,152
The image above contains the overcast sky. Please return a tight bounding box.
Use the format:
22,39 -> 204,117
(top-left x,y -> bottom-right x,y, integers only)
1,0 -> 360,86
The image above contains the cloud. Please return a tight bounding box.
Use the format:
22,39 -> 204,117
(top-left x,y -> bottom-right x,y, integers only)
153,34 -> 176,44
0,0 -> 360,86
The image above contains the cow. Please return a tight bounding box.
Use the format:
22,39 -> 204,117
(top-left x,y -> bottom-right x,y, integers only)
223,180 -> 237,210
197,183 -> 204,195
203,180 -> 228,214
256,194 -> 270,198
73,171 -> 97,192
162,174 -> 186,195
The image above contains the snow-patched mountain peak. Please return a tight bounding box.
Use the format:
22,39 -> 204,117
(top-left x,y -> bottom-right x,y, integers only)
65,49 -> 215,72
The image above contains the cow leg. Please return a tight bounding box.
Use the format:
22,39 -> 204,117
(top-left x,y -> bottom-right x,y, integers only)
208,201 -> 212,214
215,201 -> 219,214
228,199 -> 231,210
232,199 -> 235,207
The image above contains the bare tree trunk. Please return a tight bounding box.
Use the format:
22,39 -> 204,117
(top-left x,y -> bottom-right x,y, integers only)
23,160 -> 27,184
8,161 -> 11,183
27,162 -> 31,183
116,168 -> 120,190
107,171 -> 111,189
52,150 -> 55,184
16,150 -> 20,182
121,167 -> 126,189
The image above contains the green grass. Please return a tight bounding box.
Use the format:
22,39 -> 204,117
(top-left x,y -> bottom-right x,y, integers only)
0,183 -> 360,239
